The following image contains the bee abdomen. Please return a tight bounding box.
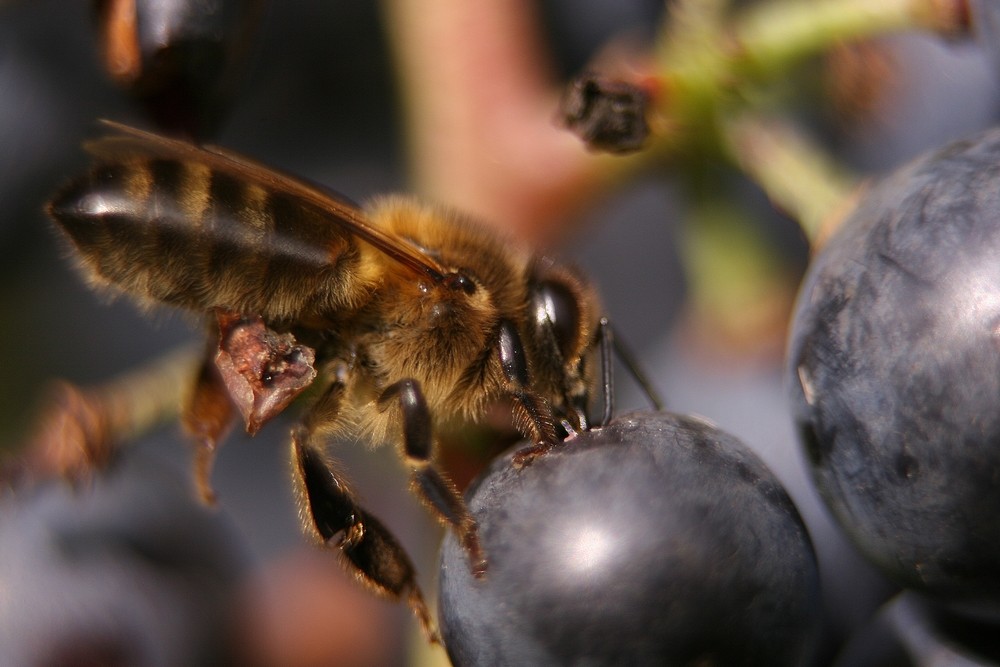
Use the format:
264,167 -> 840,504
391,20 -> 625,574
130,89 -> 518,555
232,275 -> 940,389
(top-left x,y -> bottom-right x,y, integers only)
48,158 -> 363,320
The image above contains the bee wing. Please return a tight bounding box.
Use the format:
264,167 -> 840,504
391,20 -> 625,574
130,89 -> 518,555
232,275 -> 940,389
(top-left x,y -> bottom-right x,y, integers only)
87,120 -> 447,282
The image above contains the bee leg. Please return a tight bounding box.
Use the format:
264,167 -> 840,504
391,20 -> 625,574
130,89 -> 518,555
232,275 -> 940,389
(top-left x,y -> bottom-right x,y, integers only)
292,384 -> 439,644
601,316 -> 665,414
181,351 -> 235,505
378,379 -> 487,578
5,380 -> 117,487
496,320 -> 559,467
5,345 -> 199,488
213,312 -> 317,434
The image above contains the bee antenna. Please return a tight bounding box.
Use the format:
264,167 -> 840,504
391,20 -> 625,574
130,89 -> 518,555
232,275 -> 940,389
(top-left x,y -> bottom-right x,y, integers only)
597,318 -> 664,426
598,318 -> 615,426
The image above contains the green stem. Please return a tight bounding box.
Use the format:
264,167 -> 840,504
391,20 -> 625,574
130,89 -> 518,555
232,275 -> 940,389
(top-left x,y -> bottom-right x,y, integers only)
720,115 -> 858,244
733,0 -> 950,75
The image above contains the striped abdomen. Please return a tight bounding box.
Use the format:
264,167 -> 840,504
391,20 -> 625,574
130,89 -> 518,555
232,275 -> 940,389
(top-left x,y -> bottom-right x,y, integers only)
48,157 -> 372,322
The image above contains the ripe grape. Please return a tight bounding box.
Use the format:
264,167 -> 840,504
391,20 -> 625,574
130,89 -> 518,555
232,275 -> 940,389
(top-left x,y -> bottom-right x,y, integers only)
0,448 -> 248,666
438,411 -> 822,666
789,128 -> 1000,619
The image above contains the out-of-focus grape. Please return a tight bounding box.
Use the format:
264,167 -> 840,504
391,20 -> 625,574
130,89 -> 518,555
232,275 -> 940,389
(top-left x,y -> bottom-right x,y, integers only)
835,592 -> 1000,666
0,447 -> 249,667
93,0 -> 266,138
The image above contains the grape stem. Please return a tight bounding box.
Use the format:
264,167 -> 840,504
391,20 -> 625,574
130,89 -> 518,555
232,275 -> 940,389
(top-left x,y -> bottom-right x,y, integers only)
649,0 -> 965,244
720,115 -> 859,247
384,0 -> 968,248
732,0 -> 968,76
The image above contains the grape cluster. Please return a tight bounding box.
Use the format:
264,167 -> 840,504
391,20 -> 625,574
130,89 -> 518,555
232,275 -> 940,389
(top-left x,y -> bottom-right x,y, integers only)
5,2 -> 1000,665
438,129 -> 1000,665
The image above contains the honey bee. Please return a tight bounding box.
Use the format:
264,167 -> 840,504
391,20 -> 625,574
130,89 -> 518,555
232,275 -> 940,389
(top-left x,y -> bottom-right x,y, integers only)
46,121 -> 606,641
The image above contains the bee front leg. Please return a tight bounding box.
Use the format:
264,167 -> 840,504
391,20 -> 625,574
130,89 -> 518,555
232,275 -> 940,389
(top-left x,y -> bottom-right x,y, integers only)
378,379 -> 487,578
497,320 -> 560,467
292,382 -> 438,644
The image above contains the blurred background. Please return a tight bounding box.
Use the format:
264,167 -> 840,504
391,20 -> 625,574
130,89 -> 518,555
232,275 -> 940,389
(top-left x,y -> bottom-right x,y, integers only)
2,0 -> 1000,665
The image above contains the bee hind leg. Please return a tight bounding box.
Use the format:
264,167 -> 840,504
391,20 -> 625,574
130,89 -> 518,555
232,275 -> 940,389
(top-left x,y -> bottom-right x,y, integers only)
182,351 -> 236,505
378,379 -> 487,578
292,382 -> 439,644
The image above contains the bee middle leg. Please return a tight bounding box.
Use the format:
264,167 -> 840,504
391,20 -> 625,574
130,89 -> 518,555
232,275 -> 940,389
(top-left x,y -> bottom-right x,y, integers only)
378,379 -> 487,577
291,380 -> 438,644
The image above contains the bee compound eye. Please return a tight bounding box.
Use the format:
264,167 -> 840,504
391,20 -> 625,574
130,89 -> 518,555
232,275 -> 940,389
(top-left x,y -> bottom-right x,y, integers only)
533,280 -> 581,359
444,272 -> 476,295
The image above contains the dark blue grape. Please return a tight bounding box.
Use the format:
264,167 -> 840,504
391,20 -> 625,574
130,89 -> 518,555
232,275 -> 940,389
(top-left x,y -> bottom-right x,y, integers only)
835,592 -> 1000,666
788,128 -> 1000,620
0,447 -> 249,667
438,411 -> 822,667
93,0 -> 265,138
